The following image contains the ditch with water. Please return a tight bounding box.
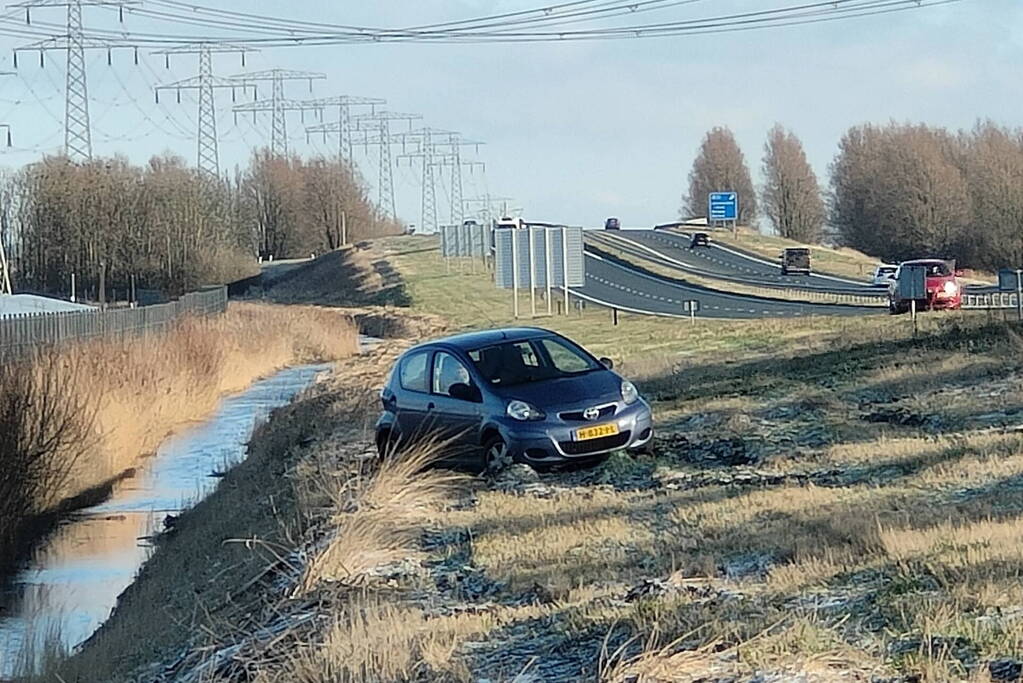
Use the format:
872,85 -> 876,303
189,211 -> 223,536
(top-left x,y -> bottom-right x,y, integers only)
0,353 -> 351,677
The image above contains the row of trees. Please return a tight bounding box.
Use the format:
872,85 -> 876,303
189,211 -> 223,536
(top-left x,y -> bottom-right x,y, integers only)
684,126 -> 825,243
831,122 -> 1023,270
0,150 -> 399,298
683,121 -> 1023,270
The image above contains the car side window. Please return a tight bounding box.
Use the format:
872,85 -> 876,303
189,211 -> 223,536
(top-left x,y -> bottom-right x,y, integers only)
540,338 -> 593,373
399,351 -> 430,393
432,351 -> 472,396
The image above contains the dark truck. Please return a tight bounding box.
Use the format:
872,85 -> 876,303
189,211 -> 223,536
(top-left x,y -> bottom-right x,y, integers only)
781,247 -> 811,275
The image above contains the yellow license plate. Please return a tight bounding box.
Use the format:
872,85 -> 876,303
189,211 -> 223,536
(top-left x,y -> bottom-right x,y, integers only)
574,423 -> 619,441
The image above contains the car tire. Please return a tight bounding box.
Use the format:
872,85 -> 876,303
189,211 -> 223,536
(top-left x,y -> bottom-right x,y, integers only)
482,434 -> 512,474
376,428 -> 400,458
627,442 -> 654,456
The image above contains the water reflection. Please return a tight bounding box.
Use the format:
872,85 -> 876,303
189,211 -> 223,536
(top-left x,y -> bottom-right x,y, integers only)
0,363 -> 330,677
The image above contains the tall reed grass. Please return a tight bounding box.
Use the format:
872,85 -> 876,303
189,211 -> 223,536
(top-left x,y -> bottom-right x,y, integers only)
0,302 -> 358,566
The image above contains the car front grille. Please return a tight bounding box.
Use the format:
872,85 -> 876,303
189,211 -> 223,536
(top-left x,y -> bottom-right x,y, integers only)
559,404 -> 617,422
559,430 -> 631,456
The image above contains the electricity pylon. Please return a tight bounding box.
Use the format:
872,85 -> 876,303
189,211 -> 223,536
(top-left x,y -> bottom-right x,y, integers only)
307,110 -> 418,221
12,0 -> 138,162
463,195 -> 514,226
391,128 -> 460,234
153,43 -> 256,178
433,135 -> 484,226
298,95 -> 385,164
352,111 -> 420,220
230,68 -> 326,156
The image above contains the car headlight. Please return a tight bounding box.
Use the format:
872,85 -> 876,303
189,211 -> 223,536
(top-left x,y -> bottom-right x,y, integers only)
507,400 -> 545,421
621,380 -> 639,405
944,281 -> 958,294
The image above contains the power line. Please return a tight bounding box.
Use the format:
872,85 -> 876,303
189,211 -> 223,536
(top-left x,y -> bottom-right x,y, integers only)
0,0 -> 967,46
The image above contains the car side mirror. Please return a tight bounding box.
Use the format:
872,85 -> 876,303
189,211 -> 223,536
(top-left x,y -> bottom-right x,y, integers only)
449,382 -> 481,403
599,357 -> 614,370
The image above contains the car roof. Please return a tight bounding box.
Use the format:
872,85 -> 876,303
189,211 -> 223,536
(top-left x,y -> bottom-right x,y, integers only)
410,327 -> 559,353
900,259 -> 948,266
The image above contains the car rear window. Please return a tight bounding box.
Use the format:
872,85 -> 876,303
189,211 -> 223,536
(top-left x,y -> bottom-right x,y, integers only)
399,350 -> 430,393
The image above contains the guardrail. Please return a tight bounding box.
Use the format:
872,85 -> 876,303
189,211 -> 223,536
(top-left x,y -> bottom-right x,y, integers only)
0,285 -> 228,356
726,283 -> 886,308
963,293 -> 1021,309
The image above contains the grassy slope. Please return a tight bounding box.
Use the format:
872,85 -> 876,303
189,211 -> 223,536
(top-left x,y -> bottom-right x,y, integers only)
385,236 -> 1023,680
698,226 -> 884,281
381,235 -> 899,370
58,237 -> 1023,682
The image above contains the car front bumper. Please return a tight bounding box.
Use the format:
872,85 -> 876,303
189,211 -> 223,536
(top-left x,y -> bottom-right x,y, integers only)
497,399 -> 654,465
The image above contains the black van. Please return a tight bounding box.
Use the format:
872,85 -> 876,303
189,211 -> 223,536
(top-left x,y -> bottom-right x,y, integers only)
781,248 -> 811,275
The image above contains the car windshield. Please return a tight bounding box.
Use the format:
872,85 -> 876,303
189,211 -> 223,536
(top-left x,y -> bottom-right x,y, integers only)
467,337 -> 600,387
923,262 -> 951,276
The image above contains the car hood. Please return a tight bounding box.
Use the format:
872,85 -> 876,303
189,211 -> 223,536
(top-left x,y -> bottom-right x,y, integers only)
926,275 -> 957,287
492,370 -> 623,409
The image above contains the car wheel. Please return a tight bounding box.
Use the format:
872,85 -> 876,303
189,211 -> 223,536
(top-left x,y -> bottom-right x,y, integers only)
376,429 -> 400,458
482,434 -> 512,473
888,300 -> 899,315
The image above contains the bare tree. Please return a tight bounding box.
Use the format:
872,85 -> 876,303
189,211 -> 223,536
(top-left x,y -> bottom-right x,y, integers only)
830,123 -> 970,263
761,124 -> 825,242
958,121 -> 1023,270
0,350 -> 95,561
684,126 -> 758,226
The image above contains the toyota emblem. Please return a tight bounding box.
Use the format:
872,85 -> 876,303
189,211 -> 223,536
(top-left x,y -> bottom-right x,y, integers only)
583,406 -> 600,421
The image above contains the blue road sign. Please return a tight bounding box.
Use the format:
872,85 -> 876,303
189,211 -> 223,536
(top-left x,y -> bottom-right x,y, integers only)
708,192 -> 738,221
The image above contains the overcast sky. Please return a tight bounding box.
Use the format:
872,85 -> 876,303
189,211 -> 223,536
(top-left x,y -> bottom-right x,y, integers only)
0,0 -> 1014,229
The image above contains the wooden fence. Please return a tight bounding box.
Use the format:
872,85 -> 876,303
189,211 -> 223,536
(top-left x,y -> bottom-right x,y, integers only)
0,286 -> 228,356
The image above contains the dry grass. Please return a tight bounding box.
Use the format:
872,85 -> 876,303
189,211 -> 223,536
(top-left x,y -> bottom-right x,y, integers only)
49,237 -> 1023,682
0,302 -> 357,568
68,301 -> 358,496
297,440 -> 465,592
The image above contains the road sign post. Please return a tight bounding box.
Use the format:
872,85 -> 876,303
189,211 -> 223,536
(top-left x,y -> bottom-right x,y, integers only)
999,268 -> 1023,322
511,229 -> 520,319
898,264 -> 927,334
494,225 -> 584,319
545,227 -> 553,316
528,227 -> 537,318
683,299 -> 700,324
562,226 -> 570,316
708,192 -> 738,235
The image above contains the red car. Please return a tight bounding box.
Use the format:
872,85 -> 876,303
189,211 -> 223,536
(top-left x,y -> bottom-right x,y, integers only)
888,259 -> 962,314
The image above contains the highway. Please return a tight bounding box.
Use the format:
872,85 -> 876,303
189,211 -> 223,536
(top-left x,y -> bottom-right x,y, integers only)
571,249 -> 880,320
590,229 -> 884,295
590,229 -> 998,298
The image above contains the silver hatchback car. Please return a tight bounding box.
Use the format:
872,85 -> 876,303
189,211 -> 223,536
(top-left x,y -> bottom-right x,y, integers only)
375,327 -> 653,470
